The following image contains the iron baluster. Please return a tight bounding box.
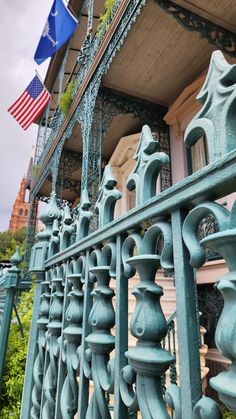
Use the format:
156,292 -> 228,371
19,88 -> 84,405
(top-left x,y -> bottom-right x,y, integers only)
85,243 -> 116,419
30,277 -> 51,419
42,269 -> 64,419
60,257 -> 85,418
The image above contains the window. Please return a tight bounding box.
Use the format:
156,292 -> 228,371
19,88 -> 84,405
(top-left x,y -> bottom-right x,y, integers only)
188,135 -> 209,174
25,209 -> 28,216
19,208 -> 23,215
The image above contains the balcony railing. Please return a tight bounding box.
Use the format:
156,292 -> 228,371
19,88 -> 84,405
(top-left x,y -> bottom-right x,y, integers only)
34,0 -> 123,175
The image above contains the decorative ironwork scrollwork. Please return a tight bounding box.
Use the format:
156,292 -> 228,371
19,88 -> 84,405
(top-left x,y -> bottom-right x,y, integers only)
155,0 -> 236,57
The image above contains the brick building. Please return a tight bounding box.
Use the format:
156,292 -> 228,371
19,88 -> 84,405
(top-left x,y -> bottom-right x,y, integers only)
8,158 -> 33,232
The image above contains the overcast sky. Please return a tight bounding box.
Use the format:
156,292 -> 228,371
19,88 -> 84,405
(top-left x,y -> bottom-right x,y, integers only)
0,0 -> 52,231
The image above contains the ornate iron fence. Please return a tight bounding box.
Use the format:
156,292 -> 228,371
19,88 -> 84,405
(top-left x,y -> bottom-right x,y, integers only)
20,51 -> 236,418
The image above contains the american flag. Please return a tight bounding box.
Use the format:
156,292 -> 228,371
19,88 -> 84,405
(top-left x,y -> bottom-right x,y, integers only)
8,74 -> 51,130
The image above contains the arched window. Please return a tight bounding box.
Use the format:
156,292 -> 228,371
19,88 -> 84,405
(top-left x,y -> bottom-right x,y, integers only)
19,208 -> 23,215
25,209 -> 28,216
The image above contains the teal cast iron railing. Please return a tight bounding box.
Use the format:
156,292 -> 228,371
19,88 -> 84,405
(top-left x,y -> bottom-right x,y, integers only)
20,51 -> 236,418
0,248 -> 21,389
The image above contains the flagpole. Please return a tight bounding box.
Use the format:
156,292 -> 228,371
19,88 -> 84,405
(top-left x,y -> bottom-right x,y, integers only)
62,0 -> 78,22
35,69 -> 57,105
35,69 -> 45,86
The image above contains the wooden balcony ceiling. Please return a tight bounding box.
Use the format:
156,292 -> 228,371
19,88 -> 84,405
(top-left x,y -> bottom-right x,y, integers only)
103,0 -> 236,106
64,112 -> 142,158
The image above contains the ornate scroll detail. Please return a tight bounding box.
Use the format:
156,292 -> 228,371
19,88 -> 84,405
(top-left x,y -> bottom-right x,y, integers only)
95,165 -> 122,228
183,200 -> 236,413
182,201 -> 229,268
84,243 -> 116,418
165,384 -> 181,419
155,0 -> 236,57
99,86 -> 168,134
78,34 -> 92,66
56,149 -> 82,195
42,270 -> 64,419
60,257 -> 85,418
127,125 -> 169,206
185,51 -> 236,162
120,222 -> 174,418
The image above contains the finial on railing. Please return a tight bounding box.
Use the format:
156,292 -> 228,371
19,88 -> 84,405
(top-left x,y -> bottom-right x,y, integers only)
94,164 -> 121,228
185,50 -> 236,162
40,191 -> 62,226
30,191 -> 62,272
126,125 -> 169,206
10,246 -> 21,267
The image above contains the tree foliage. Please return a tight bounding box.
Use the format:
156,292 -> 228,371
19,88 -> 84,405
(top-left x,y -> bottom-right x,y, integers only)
96,0 -> 116,38
59,80 -> 78,115
0,228 -> 26,262
0,286 -> 34,418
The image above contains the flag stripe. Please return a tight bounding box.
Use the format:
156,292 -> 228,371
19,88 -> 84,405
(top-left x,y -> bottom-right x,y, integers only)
21,90 -> 50,127
18,89 -> 47,125
8,74 -> 51,130
23,97 -> 50,130
23,96 -> 50,130
14,96 -> 34,120
8,92 -> 29,114
22,92 -> 51,129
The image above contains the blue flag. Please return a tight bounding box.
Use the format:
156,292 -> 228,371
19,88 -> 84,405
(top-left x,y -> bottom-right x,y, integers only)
34,0 -> 78,65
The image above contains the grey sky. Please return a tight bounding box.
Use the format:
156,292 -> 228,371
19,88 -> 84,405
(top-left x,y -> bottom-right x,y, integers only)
0,0 -> 52,231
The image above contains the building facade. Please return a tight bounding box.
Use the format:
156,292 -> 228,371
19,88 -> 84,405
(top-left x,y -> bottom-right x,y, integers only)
8,177 -> 30,232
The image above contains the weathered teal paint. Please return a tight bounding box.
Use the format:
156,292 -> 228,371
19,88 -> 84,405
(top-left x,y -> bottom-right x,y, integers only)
172,209 -> 202,417
20,191 -> 61,419
0,248 -> 21,390
183,200 -> 236,414
20,51 -> 236,418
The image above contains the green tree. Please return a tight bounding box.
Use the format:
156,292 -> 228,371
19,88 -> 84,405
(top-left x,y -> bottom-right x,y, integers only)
0,286 -> 34,418
0,228 -> 26,261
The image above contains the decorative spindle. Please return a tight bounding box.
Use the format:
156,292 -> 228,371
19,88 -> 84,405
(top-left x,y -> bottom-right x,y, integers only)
42,273 -> 64,419
84,243 -> 116,419
120,222 -> 174,418
60,257 -> 85,418
31,279 -> 51,419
